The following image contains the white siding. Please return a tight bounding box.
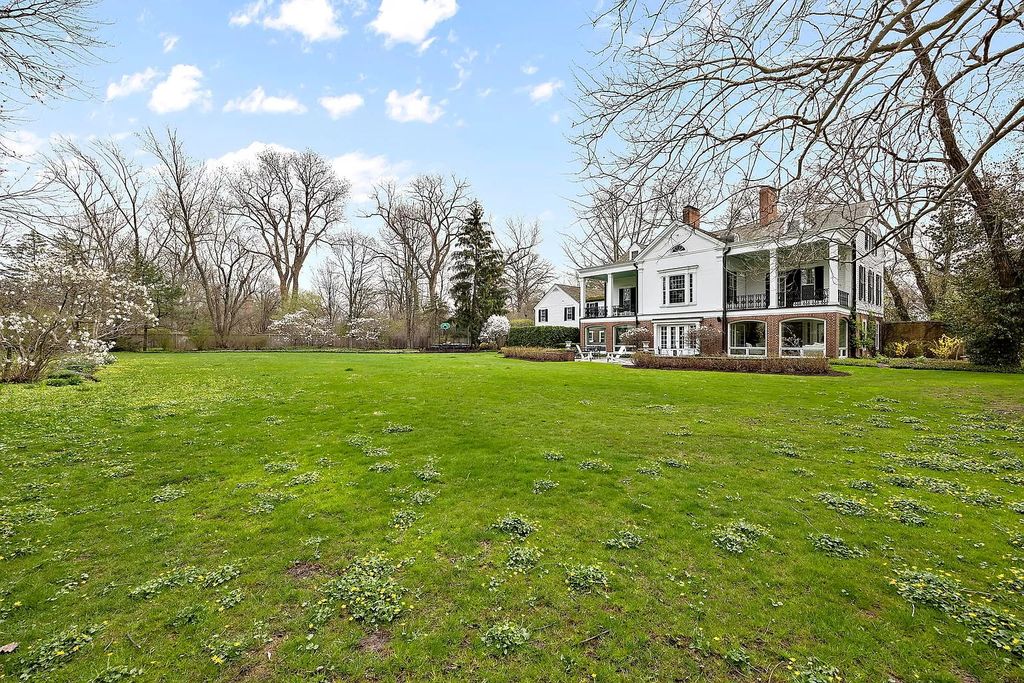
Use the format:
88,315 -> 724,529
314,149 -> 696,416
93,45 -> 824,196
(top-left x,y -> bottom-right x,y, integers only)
636,228 -> 724,319
534,287 -> 579,327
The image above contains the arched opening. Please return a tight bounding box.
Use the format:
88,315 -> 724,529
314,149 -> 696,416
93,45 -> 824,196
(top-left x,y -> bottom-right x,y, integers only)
728,321 -> 766,356
584,325 -> 606,350
780,318 -> 826,357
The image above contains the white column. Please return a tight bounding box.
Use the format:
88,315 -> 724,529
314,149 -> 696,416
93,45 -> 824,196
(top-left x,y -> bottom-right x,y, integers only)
828,242 -> 840,305
578,275 -> 586,320
768,248 -> 779,309
605,274 -> 614,316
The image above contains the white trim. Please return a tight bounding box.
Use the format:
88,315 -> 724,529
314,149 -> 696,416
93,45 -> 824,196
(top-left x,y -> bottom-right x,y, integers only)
727,320 -> 768,357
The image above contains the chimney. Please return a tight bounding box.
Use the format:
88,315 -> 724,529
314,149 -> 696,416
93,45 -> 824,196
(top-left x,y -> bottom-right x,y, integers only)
682,205 -> 701,231
759,187 -> 778,226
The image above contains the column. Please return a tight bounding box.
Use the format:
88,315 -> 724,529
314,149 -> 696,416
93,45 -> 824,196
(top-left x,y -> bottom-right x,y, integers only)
578,275 -> 586,319
768,248 -> 778,309
605,274 -> 614,316
828,242 -> 840,305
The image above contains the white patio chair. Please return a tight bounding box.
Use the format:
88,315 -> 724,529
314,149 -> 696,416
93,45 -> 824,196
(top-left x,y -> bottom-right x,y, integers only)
607,345 -> 632,363
575,344 -> 594,361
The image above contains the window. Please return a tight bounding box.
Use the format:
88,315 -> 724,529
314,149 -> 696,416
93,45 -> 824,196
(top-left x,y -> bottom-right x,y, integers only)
564,306 -> 575,321
656,323 -> 698,355
662,271 -> 694,305
867,270 -> 875,304
858,265 -> 866,301
670,244 -> 685,253
726,271 -> 737,303
875,274 -> 882,306
586,326 -> 605,345
865,231 -> 877,253
538,309 -> 548,323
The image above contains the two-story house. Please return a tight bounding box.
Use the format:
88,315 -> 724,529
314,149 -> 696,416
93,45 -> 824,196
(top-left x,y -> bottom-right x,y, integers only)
576,188 -> 885,358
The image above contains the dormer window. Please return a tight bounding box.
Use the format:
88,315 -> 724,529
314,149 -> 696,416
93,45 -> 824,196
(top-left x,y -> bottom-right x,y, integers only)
670,244 -> 685,253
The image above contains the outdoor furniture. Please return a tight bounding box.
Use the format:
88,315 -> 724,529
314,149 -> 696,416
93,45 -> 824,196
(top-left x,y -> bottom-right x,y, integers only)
607,345 -> 633,363
574,344 -> 594,361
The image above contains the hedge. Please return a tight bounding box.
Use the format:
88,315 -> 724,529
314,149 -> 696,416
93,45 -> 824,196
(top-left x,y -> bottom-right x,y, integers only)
831,357 -> 1024,373
632,352 -> 832,375
501,346 -> 576,362
506,326 -> 579,348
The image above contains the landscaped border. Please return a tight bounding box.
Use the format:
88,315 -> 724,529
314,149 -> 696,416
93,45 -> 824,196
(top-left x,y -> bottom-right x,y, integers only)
500,346 -> 575,362
830,357 -> 1024,373
632,352 -> 835,375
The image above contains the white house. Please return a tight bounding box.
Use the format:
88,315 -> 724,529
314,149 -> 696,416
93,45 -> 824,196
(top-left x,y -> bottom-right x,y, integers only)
575,188 -> 886,357
534,284 -> 582,327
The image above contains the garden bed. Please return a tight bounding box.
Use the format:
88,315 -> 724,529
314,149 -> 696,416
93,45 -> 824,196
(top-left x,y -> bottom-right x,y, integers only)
831,357 -> 1023,373
500,346 -> 575,362
632,352 -> 835,375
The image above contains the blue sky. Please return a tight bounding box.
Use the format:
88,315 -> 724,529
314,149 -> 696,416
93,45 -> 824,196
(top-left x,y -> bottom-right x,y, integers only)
14,0 -> 604,275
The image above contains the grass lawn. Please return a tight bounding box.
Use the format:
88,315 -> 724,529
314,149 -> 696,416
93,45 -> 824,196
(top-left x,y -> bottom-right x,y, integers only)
3,352 -> 1024,682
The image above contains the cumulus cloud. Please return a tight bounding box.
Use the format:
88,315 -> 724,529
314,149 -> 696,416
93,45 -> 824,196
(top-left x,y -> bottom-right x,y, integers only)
319,93 -> 364,118
231,0 -> 345,42
384,89 -> 443,123
224,86 -> 308,114
0,131 -> 44,159
106,68 -> 160,101
369,0 -> 457,50
208,141 -> 296,169
148,65 -> 211,113
529,79 -> 562,103
331,151 -> 408,200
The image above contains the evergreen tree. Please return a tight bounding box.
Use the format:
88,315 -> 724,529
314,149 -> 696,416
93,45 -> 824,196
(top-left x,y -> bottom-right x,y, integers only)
450,201 -> 507,345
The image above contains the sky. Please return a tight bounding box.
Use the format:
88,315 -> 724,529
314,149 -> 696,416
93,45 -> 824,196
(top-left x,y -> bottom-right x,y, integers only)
10,0 -> 606,278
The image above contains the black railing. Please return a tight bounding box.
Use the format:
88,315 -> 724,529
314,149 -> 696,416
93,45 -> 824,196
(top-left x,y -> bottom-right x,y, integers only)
583,304 -> 636,318
726,293 -> 768,310
778,288 -> 828,307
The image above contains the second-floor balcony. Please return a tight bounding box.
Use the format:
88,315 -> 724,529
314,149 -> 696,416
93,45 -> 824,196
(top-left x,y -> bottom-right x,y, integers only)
726,289 -> 851,311
583,303 -> 636,319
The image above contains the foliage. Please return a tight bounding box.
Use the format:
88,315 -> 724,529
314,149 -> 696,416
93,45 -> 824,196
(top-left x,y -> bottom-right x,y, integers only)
506,325 -> 580,348
619,325 -> 652,347
18,623 -> 104,678
451,201 -> 507,345
505,544 -> 543,573
817,492 -> 871,517
500,346 -> 575,362
323,554 -> 406,625
345,317 -> 384,347
633,352 -> 831,375
887,340 -> 912,358
531,479 -> 559,494
928,335 -> 965,360
564,564 -> 610,592
481,621 -> 530,655
268,309 -> 337,348
810,534 -> 865,559
603,530 -> 643,549
711,519 -> 770,554
578,458 -> 612,472
479,315 -> 512,346
0,242 -> 155,383
492,513 -> 537,539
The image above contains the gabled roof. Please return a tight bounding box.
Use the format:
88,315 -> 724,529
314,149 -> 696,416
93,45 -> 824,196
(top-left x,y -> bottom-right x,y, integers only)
553,284 -> 580,300
632,221 -> 724,262
711,202 -> 874,243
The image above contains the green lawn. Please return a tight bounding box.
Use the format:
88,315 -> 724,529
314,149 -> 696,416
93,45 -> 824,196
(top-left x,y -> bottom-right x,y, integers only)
2,353 -> 1024,682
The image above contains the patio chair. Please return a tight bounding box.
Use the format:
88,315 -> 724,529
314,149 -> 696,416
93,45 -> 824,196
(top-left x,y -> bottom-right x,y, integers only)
607,345 -> 633,363
574,344 -> 594,361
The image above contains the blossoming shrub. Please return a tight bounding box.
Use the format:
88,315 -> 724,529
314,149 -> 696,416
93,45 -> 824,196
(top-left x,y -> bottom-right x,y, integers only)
0,243 -> 155,383
345,317 -> 384,348
479,314 -> 511,347
268,309 -> 337,348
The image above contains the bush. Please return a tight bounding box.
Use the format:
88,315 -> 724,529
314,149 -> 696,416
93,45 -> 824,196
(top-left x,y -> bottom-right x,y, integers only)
478,341 -> 497,351
928,334 -> 965,360
501,346 -> 575,362
830,357 -> 1023,373
506,326 -> 579,348
632,352 -> 831,375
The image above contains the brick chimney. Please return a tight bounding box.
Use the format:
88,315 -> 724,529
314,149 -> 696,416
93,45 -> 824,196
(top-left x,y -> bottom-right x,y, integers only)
759,187 -> 778,226
682,205 -> 701,231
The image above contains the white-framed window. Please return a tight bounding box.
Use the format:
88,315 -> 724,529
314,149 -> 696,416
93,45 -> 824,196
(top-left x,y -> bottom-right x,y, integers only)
875,274 -> 882,306
661,271 -> 694,305
538,309 -> 548,323
858,265 -> 866,301
867,270 -> 875,305
656,323 -> 699,355
564,306 -> 575,321
586,326 -> 605,345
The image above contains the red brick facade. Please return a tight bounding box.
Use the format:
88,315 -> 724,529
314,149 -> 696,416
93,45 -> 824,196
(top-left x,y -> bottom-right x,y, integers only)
581,311 -> 884,357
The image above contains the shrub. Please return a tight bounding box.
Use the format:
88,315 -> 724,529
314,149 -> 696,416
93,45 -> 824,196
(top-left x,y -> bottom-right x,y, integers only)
633,352 -> 831,375
479,315 -> 511,347
501,346 -> 575,362
887,340 -> 912,358
619,326 -> 652,347
506,326 -> 579,348
929,334 -> 965,360
478,341 -> 497,351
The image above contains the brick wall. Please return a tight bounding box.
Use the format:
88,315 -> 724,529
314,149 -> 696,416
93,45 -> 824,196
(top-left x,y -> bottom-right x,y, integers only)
726,312 -> 847,357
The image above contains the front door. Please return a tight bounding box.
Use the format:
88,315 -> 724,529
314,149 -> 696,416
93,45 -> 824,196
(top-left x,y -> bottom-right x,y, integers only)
656,323 -> 697,356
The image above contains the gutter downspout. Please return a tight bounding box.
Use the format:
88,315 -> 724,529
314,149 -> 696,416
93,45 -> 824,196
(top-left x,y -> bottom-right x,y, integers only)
850,235 -> 858,357
721,242 -> 732,354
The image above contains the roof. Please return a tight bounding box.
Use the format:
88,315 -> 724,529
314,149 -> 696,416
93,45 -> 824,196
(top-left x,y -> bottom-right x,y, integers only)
553,284 -> 580,299
711,201 -> 874,243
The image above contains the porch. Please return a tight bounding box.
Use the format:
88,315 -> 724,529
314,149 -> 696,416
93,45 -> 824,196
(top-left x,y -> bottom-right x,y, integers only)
726,315 -> 851,358
725,241 -> 853,311
578,267 -> 637,320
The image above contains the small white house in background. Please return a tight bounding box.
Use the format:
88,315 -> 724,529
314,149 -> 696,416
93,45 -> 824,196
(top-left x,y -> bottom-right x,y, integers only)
534,284 -> 581,327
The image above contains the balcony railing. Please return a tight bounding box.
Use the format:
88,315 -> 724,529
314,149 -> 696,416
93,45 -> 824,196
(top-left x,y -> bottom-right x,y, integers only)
778,288 -> 828,307
726,294 -> 768,311
582,304 -> 636,318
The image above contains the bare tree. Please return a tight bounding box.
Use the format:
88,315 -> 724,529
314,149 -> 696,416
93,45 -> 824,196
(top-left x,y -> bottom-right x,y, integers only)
498,217 -> 554,318
328,230 -> 378,321
228,148 -> 351,301
0,0 -> 103,147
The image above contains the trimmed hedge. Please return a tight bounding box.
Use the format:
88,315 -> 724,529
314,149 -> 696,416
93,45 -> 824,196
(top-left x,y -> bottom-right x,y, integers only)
632,352 -> 832,375
506,326 -> 579,348
501,346 -> 576,362
831,357 -> 1024,373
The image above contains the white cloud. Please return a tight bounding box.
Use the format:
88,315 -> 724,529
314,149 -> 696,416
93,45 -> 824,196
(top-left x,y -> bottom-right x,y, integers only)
149,65 -> 211,114
232,0 -> 345,41
1,131 -> 44,159
521,64 -> 538,75
331,151 -> 408,200
208,141 -> 296,169
384,89 -> 443,123
106,68 -> 160,101
529,79 -> 562,103
369,0 -> 457,50
451,48 -> 477,90
319,93 -> 364,118
224,86 -> 308,114
162,34 -> 180,53
477,87 -> 493,98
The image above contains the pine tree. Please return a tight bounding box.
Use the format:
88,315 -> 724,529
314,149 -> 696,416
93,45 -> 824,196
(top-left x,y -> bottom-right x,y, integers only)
450,201 -> 507,345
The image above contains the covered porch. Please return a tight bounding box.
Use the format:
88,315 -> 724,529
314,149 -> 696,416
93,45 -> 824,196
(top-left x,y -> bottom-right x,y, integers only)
578,266 -> 638,320
725,240 -> 853,311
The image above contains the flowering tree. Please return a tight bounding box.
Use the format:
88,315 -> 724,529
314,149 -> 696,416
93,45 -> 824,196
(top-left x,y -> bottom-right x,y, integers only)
479,315 -> 511,347
268,309 -> 338,348
345,317 -> 385,348
619,326 -> 652,348
0,243 -> 156,383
